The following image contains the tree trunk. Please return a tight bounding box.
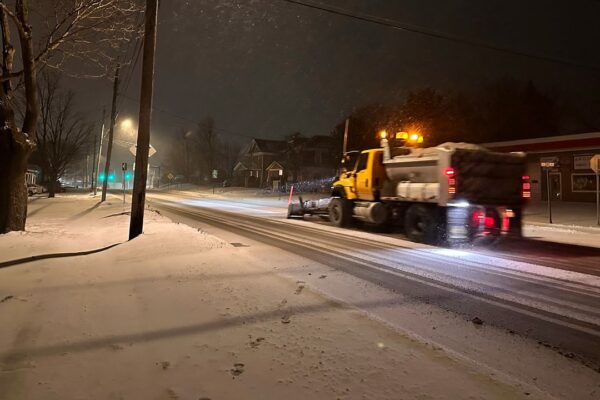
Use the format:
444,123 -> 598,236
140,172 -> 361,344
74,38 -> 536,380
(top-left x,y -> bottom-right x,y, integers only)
0,127 -> 31,233
47,173 -> 56,198
0,0 -> 38,233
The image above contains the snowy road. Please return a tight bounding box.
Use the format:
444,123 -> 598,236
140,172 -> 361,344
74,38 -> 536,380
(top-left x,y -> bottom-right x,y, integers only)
147,191 -> 600,372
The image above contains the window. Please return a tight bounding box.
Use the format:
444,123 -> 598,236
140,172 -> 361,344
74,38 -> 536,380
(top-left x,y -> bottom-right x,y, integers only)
571,173 -> 598,192
355,153 -> 369,171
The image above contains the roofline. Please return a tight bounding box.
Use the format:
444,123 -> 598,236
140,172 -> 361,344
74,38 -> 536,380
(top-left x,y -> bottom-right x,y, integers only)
483,132 -> 600,148
522,146 -> 600,154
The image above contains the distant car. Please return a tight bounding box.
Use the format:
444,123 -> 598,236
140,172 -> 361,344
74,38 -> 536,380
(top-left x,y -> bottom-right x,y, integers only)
55,181 -> 67,193
27,183 -> 43,196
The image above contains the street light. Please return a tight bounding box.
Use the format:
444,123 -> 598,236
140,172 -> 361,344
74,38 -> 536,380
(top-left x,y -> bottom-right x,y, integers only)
121,118 -> 134,130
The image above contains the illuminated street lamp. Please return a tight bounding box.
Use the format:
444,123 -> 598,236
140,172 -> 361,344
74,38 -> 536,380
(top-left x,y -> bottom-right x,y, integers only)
121,118 -> 134,130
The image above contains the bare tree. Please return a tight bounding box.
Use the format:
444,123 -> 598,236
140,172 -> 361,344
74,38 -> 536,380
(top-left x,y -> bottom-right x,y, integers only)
194,116 -> 219,180
166,129 -> 196,182
221,139 -> 241,179
36,72 -> 93,197
0,0 -> 142,233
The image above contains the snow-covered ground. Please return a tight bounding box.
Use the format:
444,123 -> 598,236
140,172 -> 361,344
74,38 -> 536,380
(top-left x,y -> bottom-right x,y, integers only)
0,194 -> 540,399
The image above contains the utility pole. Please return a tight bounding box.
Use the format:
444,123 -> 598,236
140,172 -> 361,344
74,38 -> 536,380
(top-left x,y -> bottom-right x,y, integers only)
129,0 -> 158,240
342,117 -> 349,155
90,131 -> 97,192
101,67 -> 120,202
94,108 -> 106,196
546,168 -> 552,224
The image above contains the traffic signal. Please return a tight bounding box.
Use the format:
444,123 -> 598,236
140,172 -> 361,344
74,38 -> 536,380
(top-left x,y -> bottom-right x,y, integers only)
108,173 -> 116,182
98,172 -> 106,182
124,171 -> 133,180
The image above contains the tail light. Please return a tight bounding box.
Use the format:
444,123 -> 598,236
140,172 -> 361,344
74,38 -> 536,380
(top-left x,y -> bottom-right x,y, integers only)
522,175 -> 531,199
445,168 -> 456,196
471,210 -> 484,226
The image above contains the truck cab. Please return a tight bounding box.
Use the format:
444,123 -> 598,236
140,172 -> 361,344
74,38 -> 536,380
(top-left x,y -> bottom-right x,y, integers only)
332,149 -> 387,201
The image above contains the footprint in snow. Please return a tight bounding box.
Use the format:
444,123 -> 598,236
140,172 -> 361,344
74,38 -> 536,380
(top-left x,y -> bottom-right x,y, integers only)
230,363 -> 245,377
295,281 -> 305,295
157,361 -> 171,370
249,337 -> 265,348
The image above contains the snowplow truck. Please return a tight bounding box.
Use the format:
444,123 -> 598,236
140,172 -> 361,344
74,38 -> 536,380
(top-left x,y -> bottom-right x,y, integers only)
287,138 -> 529,245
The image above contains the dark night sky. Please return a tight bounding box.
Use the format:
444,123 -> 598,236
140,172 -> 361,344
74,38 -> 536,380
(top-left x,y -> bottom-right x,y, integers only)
66,0 -> 600,164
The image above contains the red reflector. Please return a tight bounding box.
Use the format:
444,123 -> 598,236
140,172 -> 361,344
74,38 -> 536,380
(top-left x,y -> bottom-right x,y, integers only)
444,168 -> 455,177
502,216 -> 510,231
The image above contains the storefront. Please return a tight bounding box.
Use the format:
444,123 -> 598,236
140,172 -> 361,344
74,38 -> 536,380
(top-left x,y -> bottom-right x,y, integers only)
484,132 -> 600,202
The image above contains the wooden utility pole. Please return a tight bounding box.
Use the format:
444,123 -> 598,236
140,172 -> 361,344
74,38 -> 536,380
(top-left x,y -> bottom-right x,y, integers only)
92,108 -> 106,195
129,0 -> 158,240
342,118 -> 349,155
101,66 -> 120,202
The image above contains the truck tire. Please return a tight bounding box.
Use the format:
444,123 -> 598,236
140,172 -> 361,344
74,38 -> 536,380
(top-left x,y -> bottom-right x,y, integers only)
329,198 -> 353,227
404,204 -> 436,244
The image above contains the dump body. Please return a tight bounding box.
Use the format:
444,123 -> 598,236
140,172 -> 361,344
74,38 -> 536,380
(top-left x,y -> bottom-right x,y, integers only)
381,142 -> 526,207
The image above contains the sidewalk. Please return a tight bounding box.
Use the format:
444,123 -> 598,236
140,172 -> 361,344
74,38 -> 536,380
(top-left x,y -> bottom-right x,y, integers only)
522,201 -> 600,248
525,201 -> 600,228
0,195 -> 530,400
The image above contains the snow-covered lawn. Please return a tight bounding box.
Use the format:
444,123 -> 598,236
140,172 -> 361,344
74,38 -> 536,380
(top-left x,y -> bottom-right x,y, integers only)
0,195 -> 529,399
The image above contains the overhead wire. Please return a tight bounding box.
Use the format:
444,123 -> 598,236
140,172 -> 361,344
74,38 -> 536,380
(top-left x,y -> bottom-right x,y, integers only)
280,0 -> 600,72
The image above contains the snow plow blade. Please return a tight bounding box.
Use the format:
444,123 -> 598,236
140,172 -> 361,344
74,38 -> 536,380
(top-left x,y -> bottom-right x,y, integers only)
286,197 -> 332,219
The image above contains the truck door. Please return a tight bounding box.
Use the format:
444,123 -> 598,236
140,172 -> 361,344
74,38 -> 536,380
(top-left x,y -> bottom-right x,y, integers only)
355,152 -> 374,201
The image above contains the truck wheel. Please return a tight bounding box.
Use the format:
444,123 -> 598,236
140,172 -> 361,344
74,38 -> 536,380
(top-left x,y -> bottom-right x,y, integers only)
405,204 -> 435,244
329,198 -> 353,227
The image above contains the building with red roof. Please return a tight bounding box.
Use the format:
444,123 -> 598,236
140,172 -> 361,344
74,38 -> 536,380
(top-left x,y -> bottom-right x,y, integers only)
484,132 -> 600,202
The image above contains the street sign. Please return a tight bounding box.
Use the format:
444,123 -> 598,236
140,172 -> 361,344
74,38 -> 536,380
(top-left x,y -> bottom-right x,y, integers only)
212,169 -> 218,179
167,173 -> 174,181
121,162 -> 127,171
541,156 -> 559,169
129,144 -> 157,158
590,154 -> 600,173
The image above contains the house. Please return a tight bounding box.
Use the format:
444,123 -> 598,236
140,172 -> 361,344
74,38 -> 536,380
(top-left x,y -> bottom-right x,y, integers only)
233,139 -> 287,187
233,135 -> 338,188
484,132 -> 600,202
25,165 -> 41,185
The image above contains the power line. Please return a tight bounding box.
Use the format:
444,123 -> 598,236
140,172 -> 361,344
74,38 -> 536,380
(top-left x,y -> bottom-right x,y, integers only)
281,0 -> 600,72
117,13 -> 146,111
